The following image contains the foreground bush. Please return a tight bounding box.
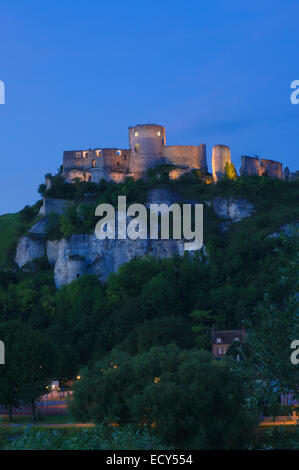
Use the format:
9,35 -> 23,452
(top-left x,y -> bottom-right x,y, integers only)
71,346 -> 258,449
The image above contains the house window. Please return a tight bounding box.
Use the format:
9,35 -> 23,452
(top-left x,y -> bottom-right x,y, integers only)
217,347 -> 223,355
234,337 -> 240,342
157,131 -> 161,136
134,131 -> 139,137
216,338 -> 222,343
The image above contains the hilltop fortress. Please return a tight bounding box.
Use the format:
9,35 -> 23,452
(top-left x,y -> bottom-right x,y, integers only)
62,123 -> 295,184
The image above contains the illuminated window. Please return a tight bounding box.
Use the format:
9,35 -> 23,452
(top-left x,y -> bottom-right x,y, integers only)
134,131 -> 139,137
135,143 -> 140,152
234,337 -> 240,342
217,347 -> 223,355
97,149 -> 102,157
157,131 -> 161,136
92,159 -> 96,168
83,152 -> 88,159
216,338 -> 222,343
116,150 -> 121,156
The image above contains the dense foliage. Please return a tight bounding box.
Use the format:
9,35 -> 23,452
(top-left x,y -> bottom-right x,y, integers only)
0,173 -> 298,448
71,346 -> 257,449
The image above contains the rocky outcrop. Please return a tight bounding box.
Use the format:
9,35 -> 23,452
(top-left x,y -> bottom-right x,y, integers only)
146,188 -> 185,206
268,223 -> 299,238
54,234 -> 185,288
39,197 -> 72,216
28,218 -> 49,236
206,197 -> 255,229
15,236 -> 45,270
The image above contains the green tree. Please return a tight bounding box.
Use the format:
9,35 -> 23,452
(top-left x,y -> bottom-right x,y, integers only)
71,346 -> 257,449
0,321 -> 57,422
246,234 -> 299,415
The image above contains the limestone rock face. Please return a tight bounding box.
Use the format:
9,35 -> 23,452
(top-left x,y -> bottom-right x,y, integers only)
146,188 -> 184,206
39,197 -> 72,216
46,240 -> 61,266
54,234 -> 185,288
207,197 -> 255,222
268,222 -> 299,238
28,218 -> 49,236
15,236 -> 45,270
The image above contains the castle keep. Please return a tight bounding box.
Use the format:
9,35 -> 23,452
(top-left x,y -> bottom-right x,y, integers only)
62,123 -> 287,183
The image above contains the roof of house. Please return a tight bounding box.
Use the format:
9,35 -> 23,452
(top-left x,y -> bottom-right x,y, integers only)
211,329 -> 246,344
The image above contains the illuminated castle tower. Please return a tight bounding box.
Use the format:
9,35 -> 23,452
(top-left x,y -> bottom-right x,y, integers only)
128,124 -> 166,178
212,145 -> 231,181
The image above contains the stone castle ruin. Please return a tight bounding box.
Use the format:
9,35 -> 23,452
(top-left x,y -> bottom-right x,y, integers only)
62,123 -> 293,184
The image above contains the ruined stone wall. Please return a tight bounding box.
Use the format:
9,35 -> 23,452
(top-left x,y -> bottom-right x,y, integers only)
260,159 -> 283,179
63,147 -> 130,183
240,156 -> 261,176
162,143 -> 207,170
102,148 -> 130,173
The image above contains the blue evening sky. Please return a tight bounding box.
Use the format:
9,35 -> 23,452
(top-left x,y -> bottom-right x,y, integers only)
0,0 -> 298,214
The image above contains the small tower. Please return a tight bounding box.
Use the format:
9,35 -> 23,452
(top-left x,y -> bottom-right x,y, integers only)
128,124 -> 166,178
212,145 -> 231,181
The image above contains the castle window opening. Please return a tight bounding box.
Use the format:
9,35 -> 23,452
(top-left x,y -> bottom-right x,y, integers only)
97,150 -> 102,157
157,131 -> 161,136
116,150 -> 121,156
92,159 -> 96,168
162,138 -> 165,145
83,152 -> 88,159
135,143 -> 140,152
134,131 -> 139,137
